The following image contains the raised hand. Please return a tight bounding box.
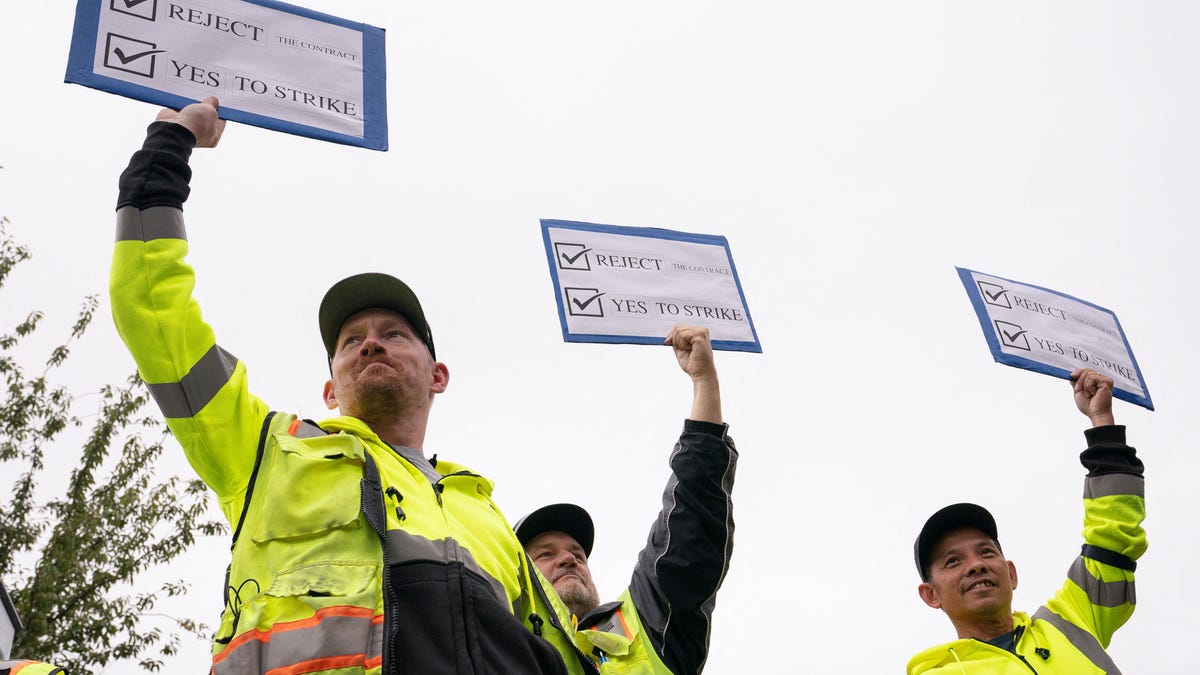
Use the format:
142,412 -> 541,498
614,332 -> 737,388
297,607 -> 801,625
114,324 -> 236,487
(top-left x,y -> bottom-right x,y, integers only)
1071,368 -> 1115,427
155,95 -> 226,148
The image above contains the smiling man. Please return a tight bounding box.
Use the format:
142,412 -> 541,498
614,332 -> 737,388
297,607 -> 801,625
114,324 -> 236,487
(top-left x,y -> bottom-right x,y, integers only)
909,368 -> 1146,674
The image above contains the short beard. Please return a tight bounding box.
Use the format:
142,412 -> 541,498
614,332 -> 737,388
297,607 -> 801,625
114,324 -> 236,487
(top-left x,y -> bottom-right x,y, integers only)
346,368 -> 425,422
556,580 -> 599,619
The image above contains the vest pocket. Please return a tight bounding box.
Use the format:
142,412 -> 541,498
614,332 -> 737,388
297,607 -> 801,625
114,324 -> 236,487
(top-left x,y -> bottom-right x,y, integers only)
252,433 -> 366,543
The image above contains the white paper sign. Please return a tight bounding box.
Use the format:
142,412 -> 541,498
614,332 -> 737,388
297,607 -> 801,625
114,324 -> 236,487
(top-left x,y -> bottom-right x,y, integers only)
542,219 -> 761,352
957,267 -> 1152,409
66,0 -> 387,150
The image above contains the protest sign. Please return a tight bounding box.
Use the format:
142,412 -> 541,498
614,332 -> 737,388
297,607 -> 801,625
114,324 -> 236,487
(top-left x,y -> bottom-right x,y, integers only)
957,267 -> 1152,410
66,0 -> 387,150
542,219 -> 761,352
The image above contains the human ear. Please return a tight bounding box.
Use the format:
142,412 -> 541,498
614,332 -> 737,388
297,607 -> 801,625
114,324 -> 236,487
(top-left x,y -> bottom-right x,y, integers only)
323,379 -> 338,410
918,582 -> 942,609
1007,560 -> 1018,589
430,362 -> 450,395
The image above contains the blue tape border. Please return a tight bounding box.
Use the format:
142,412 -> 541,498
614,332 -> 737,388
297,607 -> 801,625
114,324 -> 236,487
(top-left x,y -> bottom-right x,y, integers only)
956,266 -> 1153,410
541,218 -> 762,353
65,0 -> 387,151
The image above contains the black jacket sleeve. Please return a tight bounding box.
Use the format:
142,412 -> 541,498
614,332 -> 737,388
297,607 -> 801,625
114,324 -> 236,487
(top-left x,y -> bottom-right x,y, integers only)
628,419 -> 737,675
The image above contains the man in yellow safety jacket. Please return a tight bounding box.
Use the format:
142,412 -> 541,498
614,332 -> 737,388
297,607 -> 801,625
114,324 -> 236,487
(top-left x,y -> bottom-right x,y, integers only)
110,97 -> 579,674
517,326 -> 737,675
909,368 -> 1146,674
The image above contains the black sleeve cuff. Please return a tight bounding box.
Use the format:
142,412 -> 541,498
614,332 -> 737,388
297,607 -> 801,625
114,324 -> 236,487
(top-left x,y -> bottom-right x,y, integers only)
1080,424 -> 1144,477
116,121 -> 198,211
682,419 -> 729,438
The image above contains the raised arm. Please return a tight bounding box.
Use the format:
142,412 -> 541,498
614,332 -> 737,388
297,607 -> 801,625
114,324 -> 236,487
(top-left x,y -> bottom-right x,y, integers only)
111,97 -> 267,524
618,326 -> 736,674
1033,368 -> 1146,655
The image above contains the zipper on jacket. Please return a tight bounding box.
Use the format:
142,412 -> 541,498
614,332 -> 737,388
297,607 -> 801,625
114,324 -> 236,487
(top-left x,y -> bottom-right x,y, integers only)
361,455 -> 395,675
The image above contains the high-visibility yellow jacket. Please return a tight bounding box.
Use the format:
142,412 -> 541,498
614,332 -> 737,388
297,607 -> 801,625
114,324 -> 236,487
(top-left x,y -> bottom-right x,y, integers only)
110,122 -> 569,675
908,425 -> 1146,674
0,661 -> 65,675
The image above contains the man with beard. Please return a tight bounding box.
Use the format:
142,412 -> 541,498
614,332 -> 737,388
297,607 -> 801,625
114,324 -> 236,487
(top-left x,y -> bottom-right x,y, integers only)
908,368 -> 1146,674
109,97 -> 577,675
516,326 -> 738,675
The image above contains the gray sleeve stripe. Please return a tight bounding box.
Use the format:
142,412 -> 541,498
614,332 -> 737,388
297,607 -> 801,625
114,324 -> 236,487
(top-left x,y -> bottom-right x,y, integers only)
1083,473 -> 1144,499
146,344 -> 238,419
1031,607 -> 1123,673
1066,557 -> 1137,608
116,205 -> 187,242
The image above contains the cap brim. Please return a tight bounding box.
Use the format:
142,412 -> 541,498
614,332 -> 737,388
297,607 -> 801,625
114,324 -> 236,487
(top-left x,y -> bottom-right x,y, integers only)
319,273 -> 435,360
914,503 -> 998,581
515,503 -> 595,558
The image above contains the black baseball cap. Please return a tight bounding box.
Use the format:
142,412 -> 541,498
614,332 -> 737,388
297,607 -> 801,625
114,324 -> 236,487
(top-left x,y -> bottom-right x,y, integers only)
319,273 -> 435,361
914,503 -> 1000,582
515,503 -> 595,557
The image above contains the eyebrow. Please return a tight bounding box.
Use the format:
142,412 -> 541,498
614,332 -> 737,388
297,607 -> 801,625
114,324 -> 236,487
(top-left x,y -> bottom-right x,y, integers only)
939,540 -> 996,561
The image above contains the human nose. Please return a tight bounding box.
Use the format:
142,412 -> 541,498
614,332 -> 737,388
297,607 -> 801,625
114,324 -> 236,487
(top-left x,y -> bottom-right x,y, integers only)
359,332 -> 384,354
965,556 -> 987,574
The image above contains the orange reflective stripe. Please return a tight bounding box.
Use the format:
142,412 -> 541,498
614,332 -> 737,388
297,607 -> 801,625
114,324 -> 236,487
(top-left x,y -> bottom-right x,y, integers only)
266,654 -> 366,675
287,418 -> 302,435
615,607 -> 633,639
213,605 -> 382,675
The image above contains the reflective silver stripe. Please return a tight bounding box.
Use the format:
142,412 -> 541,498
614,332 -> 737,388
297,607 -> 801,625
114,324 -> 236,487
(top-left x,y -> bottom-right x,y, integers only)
213,610 -> 380,675
1031,607 -> 1123,674
147,344 -> 238,419
291,420 -> 327,439
1084,473 -> 1144,499
386,529 -> 508,606
115,205 -> 187,242
367,614 -> 383,662
1066,557 -> 1135,608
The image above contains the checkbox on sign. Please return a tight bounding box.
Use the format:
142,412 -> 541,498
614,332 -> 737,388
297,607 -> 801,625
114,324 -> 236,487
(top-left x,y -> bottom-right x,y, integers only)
978,281 -> 1011,309
994,320 -> 1030,351
111,0 -> 158,21
103,33 -> 164,78
555,243 -> 592,271
565,288 -> 605,317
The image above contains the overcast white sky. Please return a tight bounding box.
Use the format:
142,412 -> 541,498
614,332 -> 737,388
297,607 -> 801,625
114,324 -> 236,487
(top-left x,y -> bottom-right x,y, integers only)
2,1 -> 1197,672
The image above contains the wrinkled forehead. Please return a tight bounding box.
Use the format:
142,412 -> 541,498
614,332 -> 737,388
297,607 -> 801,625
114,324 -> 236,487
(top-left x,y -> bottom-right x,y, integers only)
931,526 -> 1000,557
337,307 -> 416,336
526,530 -> 587,555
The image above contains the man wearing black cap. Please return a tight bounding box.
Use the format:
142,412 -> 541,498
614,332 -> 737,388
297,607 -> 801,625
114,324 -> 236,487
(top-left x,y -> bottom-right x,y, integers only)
908,368 -> 1146,674
516,326 -> 737,675
110,98 -> 570,675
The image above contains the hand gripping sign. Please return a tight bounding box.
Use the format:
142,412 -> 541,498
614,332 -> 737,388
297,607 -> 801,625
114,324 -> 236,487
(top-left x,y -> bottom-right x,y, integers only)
957,267 -> 1153,410
542,219 -> 761,353
66,0 -> 387,150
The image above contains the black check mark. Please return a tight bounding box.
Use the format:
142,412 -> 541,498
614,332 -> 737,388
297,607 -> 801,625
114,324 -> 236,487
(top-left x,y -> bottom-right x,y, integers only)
560,247 -> 591,265
1001,328 -> 1026,343
983,287 -> 1008,302
112,47 -> 164,64
122,0 -> 153,7
571,292 -> 604,311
